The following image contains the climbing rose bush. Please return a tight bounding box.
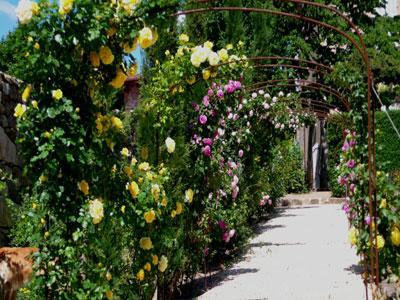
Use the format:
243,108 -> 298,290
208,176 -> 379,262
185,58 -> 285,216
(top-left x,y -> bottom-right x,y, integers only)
338,130 -> 400,280
9,0 -> 186,298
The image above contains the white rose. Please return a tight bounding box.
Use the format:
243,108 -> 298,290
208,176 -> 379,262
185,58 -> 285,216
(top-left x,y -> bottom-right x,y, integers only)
165,137 -> 176,154
15,0 -> 37,24
208,51 -> 220,66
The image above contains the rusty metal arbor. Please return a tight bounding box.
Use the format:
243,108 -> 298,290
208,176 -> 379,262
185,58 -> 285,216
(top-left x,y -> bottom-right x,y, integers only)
173,0 -> 379,297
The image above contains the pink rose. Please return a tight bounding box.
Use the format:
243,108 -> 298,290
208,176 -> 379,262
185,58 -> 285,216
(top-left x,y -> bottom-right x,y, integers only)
199,115 -> 207,125
347,159 -> 355,169
203,96 -> 210,107
203,138 -> 213,146
203,145 -> 212,157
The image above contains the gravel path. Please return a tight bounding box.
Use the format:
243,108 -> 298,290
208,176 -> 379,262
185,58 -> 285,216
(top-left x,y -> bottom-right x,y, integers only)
197,205 -> 367,300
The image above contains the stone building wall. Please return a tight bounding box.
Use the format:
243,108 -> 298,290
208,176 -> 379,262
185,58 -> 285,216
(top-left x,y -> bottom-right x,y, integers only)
0,72 -> 21,246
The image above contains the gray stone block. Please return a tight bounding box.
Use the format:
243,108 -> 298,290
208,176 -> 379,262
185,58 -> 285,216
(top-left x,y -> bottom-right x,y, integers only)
0,127 -> 17,165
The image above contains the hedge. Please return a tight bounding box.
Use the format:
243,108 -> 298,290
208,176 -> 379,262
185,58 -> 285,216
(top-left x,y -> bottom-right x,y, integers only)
376,110 -> 400,173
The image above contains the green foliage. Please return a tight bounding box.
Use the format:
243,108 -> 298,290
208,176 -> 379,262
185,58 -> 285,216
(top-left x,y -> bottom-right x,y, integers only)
326,112 -> 353,197
376,110 -> 400,174
271,140 -> 308,194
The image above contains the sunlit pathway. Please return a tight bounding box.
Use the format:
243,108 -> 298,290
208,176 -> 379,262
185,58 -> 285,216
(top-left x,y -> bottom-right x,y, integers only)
198,204 -> 367,300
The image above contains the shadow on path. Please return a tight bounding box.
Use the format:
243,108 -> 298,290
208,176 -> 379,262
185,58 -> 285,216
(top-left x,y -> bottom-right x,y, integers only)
176,268 -> 259,299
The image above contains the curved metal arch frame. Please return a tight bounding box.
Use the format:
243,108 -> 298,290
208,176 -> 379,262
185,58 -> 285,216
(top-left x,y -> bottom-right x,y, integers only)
174,0 -> 379,294
246,79 -> 349,110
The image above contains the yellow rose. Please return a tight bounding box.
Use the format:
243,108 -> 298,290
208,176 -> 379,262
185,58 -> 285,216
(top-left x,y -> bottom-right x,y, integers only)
379,198 -> 387,209
176,46 -> 186,57
202,69 -> 211,80
152,255 -> 159,265
136,269 -> 145,281
34,42 -> 40,50
89,198 -> 104,224
176,202 -> 183,215
376,235 -> 385,250
348,227 -> 358,246
44,231 -> 50,238
123,39 -> 138,53
89,52 -> 100,67
171,210 -> 177,218
146,171 -> 154,181
110,68 -> 128,89
14,103 -> 27,118
39,175 -> 48,183
128,181 -> 139,198
229,55 -> 240,68
218,48 -> 229,62
186,76 -> 196,85
165,137 -> 175,154
151,184 -> 160,201
121,147 -> 130,157
52,89 -> 63,101
390,227 -> 400,246
179,33 -> 189,43
111,116 -> 123,130
144,262 -> 151,272
106,271 -> 112,281
123,166 -> 133,177
158,255 -> 168,272
78,180 -> 89,196
138,162 -> 150,172
105,291 -> 113,300
31,100 -> 38,109
185,189 -> 194,203
139,237 -> 153,250
128,64 -> 138,77
121,0 -> 141,13
131,157 -> 138,166
59,0 -> 74,15
22,85 -> 31,102
44,131 -> 51,139
121,205 -> 126,214
99,46 -> 114,65
161,198 -> 168,207
204,41 -> 213,49
226,44 -> 233,50
144,210 -> 156,224
138,27 -> 156,49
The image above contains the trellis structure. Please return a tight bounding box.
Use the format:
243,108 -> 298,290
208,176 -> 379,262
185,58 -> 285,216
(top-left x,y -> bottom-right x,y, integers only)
172,0 -> 379,298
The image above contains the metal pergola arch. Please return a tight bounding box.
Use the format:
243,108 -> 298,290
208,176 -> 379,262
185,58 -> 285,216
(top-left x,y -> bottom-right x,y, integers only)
172,0 -> 379,297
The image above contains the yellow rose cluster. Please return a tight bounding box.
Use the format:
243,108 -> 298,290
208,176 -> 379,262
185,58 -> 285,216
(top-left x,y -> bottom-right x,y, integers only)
95,113 -> 124,134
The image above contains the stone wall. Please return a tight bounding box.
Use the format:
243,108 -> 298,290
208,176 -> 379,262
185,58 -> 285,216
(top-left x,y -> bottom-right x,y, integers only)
0,72 -> 21,246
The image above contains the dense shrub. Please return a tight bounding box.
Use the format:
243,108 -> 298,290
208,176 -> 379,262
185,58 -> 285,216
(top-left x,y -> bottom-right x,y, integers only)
376,110 -> 400,174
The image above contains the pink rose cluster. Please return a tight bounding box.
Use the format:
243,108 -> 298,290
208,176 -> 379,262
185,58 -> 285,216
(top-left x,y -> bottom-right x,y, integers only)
218,220 -> 236,243
337,130 -> 360,222
259,194 -> 272,206
192,80 -> 243,159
